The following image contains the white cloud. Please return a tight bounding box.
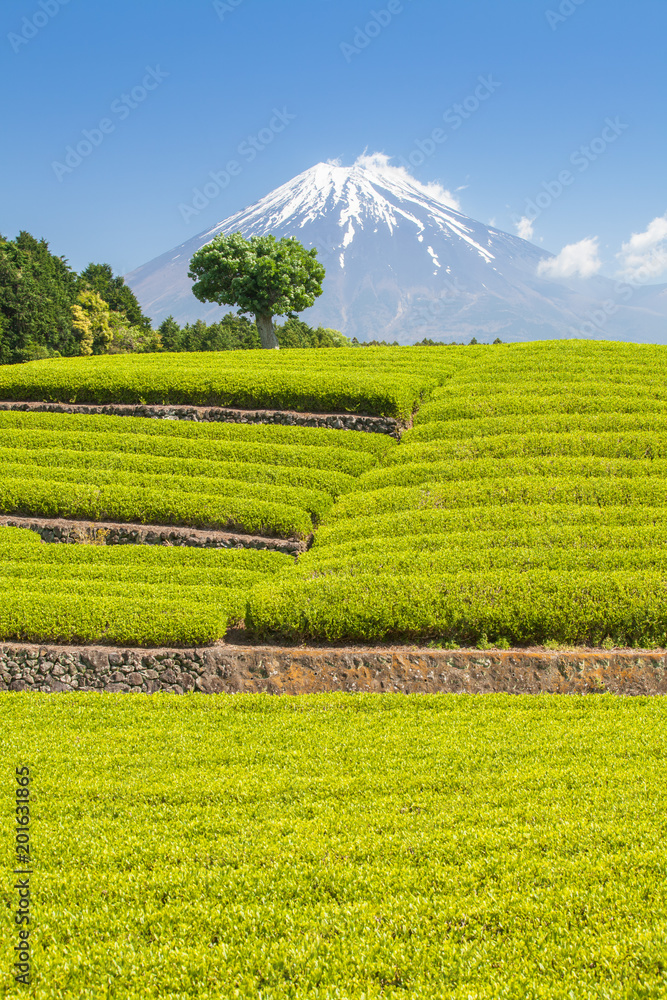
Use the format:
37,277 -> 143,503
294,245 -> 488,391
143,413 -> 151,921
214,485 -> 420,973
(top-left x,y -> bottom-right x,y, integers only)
353,152 -> 461,211
537,237 -> 602,279
515,216 -> 534,240
616,212 -> 667,283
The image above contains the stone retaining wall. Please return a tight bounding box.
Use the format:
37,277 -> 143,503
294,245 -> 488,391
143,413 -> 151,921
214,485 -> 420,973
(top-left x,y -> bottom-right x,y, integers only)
0,516 -> 307,554
0,401 -> 402,437
1,644 -> 666,695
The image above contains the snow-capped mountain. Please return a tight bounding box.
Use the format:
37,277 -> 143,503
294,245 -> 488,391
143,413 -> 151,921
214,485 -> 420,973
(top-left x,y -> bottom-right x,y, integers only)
125,154 -> 667,342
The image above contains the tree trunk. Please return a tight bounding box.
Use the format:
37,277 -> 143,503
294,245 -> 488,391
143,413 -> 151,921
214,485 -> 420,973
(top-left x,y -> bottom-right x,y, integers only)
256,313 -> 279,349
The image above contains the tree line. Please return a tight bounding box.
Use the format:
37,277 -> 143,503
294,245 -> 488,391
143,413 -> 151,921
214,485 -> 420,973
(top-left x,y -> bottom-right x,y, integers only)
0,231 -> 352,363
0,230 -> 502,364
0,231 -> 155,364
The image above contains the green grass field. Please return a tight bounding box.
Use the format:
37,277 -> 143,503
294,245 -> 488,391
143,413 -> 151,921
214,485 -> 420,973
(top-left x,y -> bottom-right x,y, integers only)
1,693 -> 666,999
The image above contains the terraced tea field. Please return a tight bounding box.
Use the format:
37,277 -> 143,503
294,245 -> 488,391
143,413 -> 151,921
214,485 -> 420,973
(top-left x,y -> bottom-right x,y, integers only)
2,339 -> 667,646
0,409 -> 392,538
0,346 -> 452,416
2,342 -> 667,998
0,527 -> 288,646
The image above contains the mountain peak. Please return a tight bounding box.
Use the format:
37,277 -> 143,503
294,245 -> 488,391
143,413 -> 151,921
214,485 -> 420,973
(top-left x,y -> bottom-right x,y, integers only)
199,153 -> 496,268
204,152 -> 464,237
125,156 -> 667,343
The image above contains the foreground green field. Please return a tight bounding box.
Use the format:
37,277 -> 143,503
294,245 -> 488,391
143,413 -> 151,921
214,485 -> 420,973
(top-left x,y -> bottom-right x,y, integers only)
1,693 -> 666,999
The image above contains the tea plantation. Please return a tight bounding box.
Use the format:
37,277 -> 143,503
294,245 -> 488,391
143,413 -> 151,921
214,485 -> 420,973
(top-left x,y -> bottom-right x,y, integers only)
2,341 -> 667,998
2,339 -> 667,646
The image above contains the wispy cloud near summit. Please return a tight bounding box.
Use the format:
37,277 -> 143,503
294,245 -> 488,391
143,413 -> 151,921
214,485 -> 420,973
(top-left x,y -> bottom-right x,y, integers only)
352,152 -> 461,211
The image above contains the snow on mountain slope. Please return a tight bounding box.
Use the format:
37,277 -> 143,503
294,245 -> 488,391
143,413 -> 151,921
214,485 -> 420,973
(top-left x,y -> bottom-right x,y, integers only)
125,154 -> 667,343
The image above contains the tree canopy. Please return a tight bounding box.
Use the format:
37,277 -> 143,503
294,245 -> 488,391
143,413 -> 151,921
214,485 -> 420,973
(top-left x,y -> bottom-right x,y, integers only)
72,289 -> 160,356
0,231 -> 79,363
188,233 -> 326,348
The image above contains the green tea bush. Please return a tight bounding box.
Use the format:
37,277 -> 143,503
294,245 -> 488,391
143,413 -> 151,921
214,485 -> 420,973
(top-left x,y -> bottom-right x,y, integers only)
0,347 -> 454,416
0,411 -> 386,535
247,570 -> 667,646
0,461 -> 333,522
0,526 -> 293,645
0,409 -> 395,455
0,478 -> 313,538
383,431 -> 667,463
2,424 -> 376,476
0,444 -> 357,496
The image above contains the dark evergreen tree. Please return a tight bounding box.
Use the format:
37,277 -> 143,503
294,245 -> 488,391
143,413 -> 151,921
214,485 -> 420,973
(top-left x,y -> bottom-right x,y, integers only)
200,314 -> 260,350
158,316 -> 185,351
0,231 -> 79,363
179,315 -> 261,351
158,313 -> 352,353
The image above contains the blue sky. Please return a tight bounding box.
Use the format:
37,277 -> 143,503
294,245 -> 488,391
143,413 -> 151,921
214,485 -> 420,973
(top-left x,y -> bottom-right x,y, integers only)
1,0 -> 665,281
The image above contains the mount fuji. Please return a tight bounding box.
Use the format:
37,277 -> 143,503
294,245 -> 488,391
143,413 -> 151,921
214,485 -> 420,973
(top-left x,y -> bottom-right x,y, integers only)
125,154 -> 667,343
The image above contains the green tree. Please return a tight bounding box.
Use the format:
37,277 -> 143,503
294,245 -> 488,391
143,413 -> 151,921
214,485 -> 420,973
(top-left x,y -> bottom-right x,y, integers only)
195,314 -> 260,350
71,290 -> 112,355
0,231 -> 79,363
78,263 -> 151,330
72,290 -> 160,356
158,316 -> 184,351
181,319 -> 208,352
188,233 -> 325,349
106,312 -> 161,354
